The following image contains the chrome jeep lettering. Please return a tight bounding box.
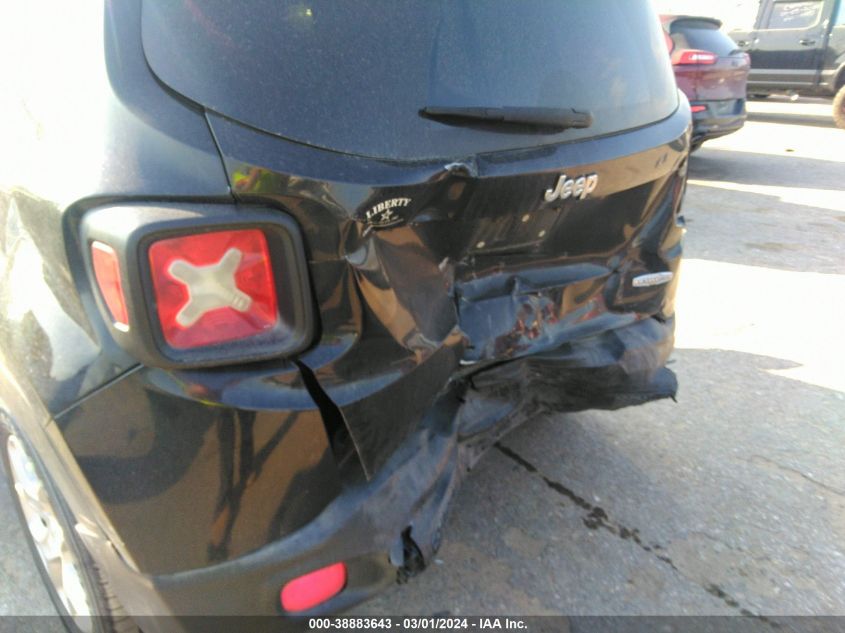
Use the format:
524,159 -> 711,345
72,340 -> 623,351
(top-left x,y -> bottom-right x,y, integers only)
544,173 -> 599,202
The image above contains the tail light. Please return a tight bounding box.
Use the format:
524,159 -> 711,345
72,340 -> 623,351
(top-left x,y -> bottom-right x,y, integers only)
690,105 -> 707,113
91,241 -> 130,331
673,49 -> 718,65
147,229 -> 279,349
81,204 -> 314,368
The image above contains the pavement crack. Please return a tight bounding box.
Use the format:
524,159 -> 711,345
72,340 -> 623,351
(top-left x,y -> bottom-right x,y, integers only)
494,442 -> 780,626
705,584 -> 741,609
748,455 -> 845,497
495,442 -> 669,561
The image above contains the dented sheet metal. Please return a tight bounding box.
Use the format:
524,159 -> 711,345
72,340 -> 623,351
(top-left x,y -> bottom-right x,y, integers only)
203,105 -> 688,478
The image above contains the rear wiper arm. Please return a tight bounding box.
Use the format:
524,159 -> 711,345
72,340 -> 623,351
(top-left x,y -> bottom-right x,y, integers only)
420,106 -> 593,130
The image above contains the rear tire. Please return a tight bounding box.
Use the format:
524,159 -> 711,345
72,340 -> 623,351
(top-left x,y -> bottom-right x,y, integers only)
0,418 -> 137,633
834,85 -> 845,130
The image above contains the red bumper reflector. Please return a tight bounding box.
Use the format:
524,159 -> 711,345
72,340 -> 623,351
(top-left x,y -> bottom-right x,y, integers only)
148,229 -> 279,349
280,562 -> 347,612
91,241 -> 129,330
691,105 -> 707,113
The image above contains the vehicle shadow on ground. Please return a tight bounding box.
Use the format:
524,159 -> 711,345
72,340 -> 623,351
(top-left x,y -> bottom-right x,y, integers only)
677,192 -> 843,276
356,347 -> 845,617
688,148 -> 844,191
746,111 -> 837,129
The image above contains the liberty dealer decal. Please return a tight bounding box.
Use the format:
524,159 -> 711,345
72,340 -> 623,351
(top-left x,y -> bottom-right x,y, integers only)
363,197 -> 412,228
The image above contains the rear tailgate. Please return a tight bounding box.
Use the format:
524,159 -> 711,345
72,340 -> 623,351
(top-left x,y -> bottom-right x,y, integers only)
142,0 -> 689,475
205,106 -> 690,475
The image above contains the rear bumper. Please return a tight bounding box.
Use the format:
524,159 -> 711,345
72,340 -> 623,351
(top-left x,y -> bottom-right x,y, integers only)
88,409 -> 460,632
691,100 -> 747,142
79,316 -> 675,631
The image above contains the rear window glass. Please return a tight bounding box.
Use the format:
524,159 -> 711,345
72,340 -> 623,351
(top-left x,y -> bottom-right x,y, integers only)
142,0 -> 678,161
670,19 -> 740,56
765,1 -> 824,29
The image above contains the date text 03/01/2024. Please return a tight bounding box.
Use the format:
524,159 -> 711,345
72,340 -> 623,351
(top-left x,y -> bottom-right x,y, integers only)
308,618 -> 529,630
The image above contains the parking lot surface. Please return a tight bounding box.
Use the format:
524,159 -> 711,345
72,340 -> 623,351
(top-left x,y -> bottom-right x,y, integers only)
2,98 -> 844,619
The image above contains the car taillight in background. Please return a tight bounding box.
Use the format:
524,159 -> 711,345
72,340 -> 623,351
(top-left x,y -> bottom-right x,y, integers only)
673,50 -> 718,66
81,205 -> 314,368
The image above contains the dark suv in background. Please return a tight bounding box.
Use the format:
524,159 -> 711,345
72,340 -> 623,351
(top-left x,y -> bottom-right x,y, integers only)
0,1 -> 690,631
663,15 -> 751,150
731,0 -> 845,128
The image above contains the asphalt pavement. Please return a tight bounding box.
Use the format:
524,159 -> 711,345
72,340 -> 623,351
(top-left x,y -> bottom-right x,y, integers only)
1,98 -> 844,621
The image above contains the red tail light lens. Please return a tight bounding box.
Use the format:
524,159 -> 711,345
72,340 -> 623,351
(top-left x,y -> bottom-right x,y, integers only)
280,562 -> 347,612
147,229 -> 279,349
673,50 -> 718,65
91,241 -> 129,330
81,204 -> 313,368
691,105 -> 707,113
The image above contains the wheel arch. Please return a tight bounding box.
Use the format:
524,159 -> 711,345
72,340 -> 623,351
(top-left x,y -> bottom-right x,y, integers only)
0,367 -> 141,576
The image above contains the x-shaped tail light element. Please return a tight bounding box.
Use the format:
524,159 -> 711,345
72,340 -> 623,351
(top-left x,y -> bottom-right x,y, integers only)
168,248 -> 252,327
147,229 -> 279,350
82,205 -> 313,367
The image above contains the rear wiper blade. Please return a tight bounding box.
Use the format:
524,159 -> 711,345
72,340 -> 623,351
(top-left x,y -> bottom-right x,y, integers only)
420,106 -> 593,130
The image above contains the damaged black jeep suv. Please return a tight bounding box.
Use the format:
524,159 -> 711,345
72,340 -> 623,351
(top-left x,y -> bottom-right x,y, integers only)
0,1 -> 689,631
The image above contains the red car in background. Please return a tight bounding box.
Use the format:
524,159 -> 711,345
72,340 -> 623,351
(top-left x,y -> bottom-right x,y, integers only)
663,15 -> 751,151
